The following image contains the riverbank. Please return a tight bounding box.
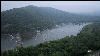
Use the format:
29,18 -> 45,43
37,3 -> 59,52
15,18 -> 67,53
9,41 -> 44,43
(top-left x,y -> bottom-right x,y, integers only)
1,23 -> 89,52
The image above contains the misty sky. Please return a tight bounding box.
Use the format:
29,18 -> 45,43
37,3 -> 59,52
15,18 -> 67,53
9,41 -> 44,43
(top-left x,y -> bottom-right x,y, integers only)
1,1 -> 100,13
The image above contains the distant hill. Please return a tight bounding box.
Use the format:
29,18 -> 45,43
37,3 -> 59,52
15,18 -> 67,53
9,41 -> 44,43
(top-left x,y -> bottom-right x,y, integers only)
1,5 -> 100,40
78,11 -> 100,16
89,11 -> 100,16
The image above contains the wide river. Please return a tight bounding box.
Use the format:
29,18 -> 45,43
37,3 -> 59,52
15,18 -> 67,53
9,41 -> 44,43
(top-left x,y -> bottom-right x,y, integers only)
1,23 -> 90,52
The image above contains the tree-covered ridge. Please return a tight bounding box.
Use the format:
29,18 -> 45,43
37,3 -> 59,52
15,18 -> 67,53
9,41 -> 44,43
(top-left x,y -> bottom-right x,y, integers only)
77,23 -> 100,50
1,5 -> 100,40
2,23 -> 100,56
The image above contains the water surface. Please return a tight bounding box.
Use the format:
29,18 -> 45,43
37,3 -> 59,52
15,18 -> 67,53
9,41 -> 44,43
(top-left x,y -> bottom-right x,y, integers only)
1,23 -> 90,52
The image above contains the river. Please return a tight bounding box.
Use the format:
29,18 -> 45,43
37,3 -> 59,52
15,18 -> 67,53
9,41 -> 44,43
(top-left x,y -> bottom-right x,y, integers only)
1,23 -> 90,52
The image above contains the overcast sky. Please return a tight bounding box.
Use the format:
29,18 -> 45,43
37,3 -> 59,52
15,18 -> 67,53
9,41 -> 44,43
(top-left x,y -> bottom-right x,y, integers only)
1,1 -> 100,13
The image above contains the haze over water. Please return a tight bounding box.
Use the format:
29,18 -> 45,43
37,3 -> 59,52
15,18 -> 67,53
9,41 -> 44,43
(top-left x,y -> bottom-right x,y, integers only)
1,23 -> 90,52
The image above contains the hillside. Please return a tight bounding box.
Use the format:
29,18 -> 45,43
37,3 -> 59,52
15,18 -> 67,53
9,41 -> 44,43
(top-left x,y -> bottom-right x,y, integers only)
1,5 -> 100,40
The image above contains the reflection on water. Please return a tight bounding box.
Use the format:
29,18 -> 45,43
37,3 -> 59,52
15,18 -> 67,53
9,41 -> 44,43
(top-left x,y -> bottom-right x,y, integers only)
1,23 -> 90,52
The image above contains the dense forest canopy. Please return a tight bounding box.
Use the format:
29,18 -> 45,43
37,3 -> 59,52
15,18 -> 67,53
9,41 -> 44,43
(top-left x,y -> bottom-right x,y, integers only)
2,23 -> 100,56
1,5 -> 100,40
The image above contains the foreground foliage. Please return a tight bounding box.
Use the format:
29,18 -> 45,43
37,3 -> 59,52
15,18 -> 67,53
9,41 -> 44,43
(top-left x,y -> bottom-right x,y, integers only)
2,23 -> 100,56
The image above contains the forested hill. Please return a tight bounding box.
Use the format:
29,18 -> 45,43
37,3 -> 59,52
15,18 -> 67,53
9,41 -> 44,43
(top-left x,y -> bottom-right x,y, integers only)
1,5 -> 100,39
